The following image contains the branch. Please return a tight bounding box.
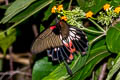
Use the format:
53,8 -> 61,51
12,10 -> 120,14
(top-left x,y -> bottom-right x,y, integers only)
0,0 -> 4,3
32,24 -> 38,37
9,46 -> 13,80
0,67 -> 31,80
5,0 -> 9,5
98,63 -> 107,80
89,33 -> 105,45
0,53 -> 30,65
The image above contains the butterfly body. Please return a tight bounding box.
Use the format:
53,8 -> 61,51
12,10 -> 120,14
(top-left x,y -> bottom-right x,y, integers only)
31,21 -> 88,62
59,21 -> 69,39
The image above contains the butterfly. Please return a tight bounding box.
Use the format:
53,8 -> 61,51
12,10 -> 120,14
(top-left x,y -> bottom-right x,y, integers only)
31,20 -> 88,62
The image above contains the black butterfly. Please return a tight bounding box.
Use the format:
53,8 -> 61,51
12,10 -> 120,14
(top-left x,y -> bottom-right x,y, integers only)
31,21 -> 88,62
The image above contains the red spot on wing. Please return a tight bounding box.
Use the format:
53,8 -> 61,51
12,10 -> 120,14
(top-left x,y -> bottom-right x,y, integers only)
69,53 -> 73,60
69,41 -> 76,53
64,40 -> 76,53
50,26 -> 56,30
64,43 -> 69,47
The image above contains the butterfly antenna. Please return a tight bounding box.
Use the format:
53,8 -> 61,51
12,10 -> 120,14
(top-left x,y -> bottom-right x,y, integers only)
63,60 -> 73,76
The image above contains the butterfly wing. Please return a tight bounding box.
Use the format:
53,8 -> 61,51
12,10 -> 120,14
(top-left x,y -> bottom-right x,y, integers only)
46,25 -> 88,62
31,21 -> 88,62
31,28 -> 63,54
68,26 -> 88,55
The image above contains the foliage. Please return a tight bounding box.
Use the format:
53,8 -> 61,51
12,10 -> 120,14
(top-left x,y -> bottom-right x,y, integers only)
0,0 -> 120,80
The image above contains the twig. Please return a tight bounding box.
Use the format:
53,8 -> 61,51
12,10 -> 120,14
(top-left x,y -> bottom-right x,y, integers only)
32,24 -> 38,37
9,47 -> 13,71
9,46 -> 13,80
0,53 -> 30,65
98,63 -> 107,80
0,0 -> 4,3
5,0 -> 8,5
0,67 -> 31,80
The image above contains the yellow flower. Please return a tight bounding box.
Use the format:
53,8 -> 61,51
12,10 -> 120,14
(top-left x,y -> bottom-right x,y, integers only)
57,4 -> 63,12
61,16 -> 67,21
86,11 -> 93,18
103,4 -> 110,10
51,6 -> 57,13
114,7 -> 120,13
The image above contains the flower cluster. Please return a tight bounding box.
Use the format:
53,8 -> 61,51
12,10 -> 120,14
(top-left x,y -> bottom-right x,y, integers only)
97,4 -> 119,26
64,7 -> 86,28
51,5 -> 86,28
102,3 -> 120,14
51,5 -> 63,13
51,4 -> 120,28
86,11 -> 93,18
103,4 -> 110,11
51,6 -> 57,13
51,5 -> 67,21
60,16 -> 67,21
114,7 -> 120,13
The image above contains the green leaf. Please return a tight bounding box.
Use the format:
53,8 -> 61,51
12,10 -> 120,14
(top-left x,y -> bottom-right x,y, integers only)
0,0 -> 36,24
7,0 -> 53,29
106,22 -> 120,53
0,3 -> 12,9
68,46 -> 110,80
42,1 -> 55,21
32,57 -> 57,80
42,63 -> 67,80
115,71 -> 120,80
77,0 -> 109,14
71,53 -> 89,74
106,56 -> 120,80
107,57 -> 114,70
110,0 -> 120,7
0,29 -> 16,54
42,53 -> 89,80
90,0 -> 109,14
40,24 -> 45,32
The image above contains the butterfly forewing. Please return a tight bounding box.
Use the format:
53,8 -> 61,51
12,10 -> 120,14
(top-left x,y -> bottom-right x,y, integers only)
31,28 -> 63,54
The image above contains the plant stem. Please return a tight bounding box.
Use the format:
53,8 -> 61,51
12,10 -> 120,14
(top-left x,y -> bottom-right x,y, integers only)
82,28 -> 103,34
68,0 -> 72,10
91,17 -> 97,20
88,18 -> 106,33
89,33 -> 105,45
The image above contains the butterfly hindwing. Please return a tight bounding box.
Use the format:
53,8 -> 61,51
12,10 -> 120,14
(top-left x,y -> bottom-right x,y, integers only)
46,26 -> 88,62
69,27 -> 88,55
